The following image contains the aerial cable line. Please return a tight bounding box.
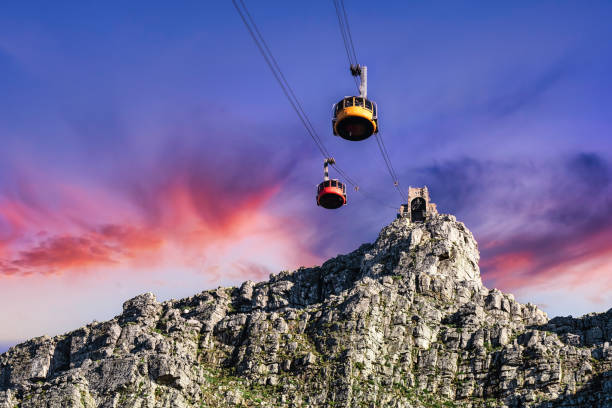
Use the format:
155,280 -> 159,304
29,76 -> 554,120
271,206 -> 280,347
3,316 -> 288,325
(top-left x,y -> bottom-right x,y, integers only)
232,0 -> 395,209
375,132 -> 407,202
333,0 -> 359,88
333,0 -> 353,64
233,0 -> 329,159
331,0 -> 408,204
339,0 -> 358,65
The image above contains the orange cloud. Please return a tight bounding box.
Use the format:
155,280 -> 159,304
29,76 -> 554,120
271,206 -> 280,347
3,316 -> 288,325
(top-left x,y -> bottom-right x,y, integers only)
0,166 -> 317,279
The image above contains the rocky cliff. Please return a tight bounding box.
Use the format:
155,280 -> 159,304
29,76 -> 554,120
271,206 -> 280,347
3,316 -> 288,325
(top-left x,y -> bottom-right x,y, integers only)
1,214 -> 611,407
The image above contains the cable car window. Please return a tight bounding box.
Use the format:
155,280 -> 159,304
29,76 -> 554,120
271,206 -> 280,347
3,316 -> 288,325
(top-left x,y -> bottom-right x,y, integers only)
332,180 -> 337,187
355,97 -> 364,107
372,103 -> 377,117
335,103 -> 342,114
344,98 -> 353,108
326,180 -> 331,187
365,100 -> 372,110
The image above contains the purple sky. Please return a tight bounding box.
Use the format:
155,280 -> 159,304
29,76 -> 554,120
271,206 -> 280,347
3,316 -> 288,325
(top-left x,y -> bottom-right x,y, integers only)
1,1 -> 611,353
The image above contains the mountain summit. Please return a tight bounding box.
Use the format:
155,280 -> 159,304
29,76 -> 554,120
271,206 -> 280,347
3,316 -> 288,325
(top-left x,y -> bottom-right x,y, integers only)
1,214 -> 611,407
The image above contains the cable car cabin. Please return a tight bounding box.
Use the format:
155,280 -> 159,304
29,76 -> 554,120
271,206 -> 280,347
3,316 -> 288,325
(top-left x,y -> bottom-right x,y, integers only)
332,96 -> 378,141
316,179 -> 347,209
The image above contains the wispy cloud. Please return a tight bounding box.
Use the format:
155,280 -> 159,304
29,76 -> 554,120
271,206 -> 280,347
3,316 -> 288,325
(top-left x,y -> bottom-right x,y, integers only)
484,59 -> 571,118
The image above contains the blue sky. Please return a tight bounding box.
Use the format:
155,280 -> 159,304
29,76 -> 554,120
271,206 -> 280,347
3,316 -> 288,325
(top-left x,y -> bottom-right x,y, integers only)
1,1 -> 611,353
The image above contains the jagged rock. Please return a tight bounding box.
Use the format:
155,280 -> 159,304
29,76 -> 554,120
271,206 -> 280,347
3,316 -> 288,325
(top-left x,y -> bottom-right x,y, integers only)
0,214 -> 610,407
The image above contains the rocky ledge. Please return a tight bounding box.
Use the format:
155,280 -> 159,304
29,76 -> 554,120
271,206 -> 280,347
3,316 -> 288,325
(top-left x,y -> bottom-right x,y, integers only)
1,215 -> 610,407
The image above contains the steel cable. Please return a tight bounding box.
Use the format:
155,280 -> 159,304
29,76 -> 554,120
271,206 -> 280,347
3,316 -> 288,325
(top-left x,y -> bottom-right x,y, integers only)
339,0 -> 358,65
333,0 -> 359,89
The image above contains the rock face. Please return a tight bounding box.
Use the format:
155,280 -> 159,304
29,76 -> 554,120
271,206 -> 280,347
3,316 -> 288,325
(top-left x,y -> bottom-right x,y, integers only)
1,214 -> 611,407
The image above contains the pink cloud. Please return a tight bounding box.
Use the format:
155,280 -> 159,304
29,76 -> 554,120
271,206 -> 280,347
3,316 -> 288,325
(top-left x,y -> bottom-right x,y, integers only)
4,225 -> 166,276
480,225 -> 612,297
0,160 -> 318,279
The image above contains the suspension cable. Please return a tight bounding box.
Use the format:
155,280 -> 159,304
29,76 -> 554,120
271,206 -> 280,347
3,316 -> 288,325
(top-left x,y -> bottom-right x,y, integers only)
333,0 -> 354,65
235,0 -> 328,158
339,0 -> 358,65
333,0 -> 359,89
232,0 -> 396,209
375,133 -> 407,202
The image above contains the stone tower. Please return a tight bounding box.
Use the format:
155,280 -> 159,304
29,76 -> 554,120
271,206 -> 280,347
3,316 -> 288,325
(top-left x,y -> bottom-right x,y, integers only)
398,186 -> 438,222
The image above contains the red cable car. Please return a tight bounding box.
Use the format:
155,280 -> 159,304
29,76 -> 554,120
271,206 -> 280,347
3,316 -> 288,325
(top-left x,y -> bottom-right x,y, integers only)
316,158 -> 347,209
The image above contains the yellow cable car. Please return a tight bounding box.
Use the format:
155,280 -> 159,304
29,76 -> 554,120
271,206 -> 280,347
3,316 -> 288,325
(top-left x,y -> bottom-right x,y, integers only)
332,96 -> 378,141
332,64 -> 378,141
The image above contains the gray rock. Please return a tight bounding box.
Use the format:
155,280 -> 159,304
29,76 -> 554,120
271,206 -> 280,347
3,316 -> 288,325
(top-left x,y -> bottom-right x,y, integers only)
0,214 -> 610,407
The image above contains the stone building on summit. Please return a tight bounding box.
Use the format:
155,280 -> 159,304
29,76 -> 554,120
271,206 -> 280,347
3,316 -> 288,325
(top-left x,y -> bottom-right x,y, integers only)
398,186 -> 438,222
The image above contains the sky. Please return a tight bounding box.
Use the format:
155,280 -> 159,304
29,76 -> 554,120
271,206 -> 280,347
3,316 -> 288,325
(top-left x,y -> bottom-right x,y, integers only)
1,1 -> 611,353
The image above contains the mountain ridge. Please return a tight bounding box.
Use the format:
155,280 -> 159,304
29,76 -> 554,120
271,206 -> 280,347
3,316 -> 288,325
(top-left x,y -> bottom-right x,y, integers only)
1,214 -> 611,407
